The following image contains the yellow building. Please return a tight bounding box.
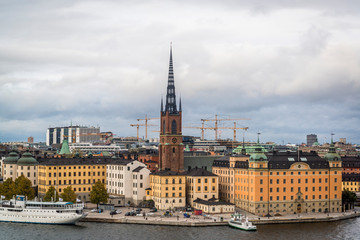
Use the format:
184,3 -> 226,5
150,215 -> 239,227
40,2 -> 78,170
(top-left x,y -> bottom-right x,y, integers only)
146,170 -> 186,210
38,158 -> 110,201
185,167 -> 219,207
342,175 -> 360,192
213,140 -> 343,216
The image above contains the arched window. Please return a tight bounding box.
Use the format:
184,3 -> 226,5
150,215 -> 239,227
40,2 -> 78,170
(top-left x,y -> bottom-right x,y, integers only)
163,120 -> 166,135
173,148 -> 175,153
171,120 -> 177,134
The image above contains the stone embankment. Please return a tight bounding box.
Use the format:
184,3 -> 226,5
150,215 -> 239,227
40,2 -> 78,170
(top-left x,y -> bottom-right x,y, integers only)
80,210 -> 360,227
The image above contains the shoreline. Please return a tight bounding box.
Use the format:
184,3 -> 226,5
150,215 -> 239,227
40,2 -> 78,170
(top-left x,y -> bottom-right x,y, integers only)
80,211 -> 360,227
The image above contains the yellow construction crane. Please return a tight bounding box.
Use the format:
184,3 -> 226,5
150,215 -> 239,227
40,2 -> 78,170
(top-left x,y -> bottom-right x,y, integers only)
130,123 -> 157,140
184,122 -> 216,141
201,114 -> 251,140
218,122 -> 249,142
137,114 -> 159,139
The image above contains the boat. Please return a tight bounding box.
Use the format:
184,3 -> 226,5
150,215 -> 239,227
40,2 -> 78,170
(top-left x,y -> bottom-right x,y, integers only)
228,213 -> 257,231
0,195 -> 87,225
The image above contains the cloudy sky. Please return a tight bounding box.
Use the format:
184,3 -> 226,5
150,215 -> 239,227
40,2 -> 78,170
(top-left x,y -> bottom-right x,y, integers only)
1,0 -> 359,144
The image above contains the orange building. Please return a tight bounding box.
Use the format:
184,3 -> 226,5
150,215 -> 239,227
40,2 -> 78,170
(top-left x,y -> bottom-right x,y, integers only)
213,140 -> 342,216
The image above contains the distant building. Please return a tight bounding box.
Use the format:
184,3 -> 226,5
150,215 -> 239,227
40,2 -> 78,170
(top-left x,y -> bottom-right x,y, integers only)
46,126 -> 100,146
307,134 -> 318,146
28,136 -> 34,143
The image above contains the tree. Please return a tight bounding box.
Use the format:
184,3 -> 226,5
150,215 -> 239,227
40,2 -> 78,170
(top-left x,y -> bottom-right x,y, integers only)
60,186 -> 77,203
342,189 -> 357,211
90,180 -> 109,209
15,175 -> 35,200
44,186 -> 59,202
0,178 -> 16,200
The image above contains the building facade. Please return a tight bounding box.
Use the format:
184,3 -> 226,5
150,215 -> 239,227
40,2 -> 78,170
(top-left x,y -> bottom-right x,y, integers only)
3,152 -> 38,187
106,160 -> 150,205
213,140 -> 343,216
37,157 -> 110,201
147,170 -> 186,210
46,126 -> 100,146
185,167 -> 219,207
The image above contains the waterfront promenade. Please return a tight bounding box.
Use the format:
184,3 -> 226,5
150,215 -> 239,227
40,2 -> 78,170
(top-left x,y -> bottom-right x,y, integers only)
81,207 -> 360,226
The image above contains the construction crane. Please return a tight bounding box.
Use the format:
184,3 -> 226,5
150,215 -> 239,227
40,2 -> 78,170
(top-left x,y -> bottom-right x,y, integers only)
184,122 -> 216,141
137,114 -> 159,140
201,114 -> 251,140
130,123 -> 156,140
218,122 -> 249,142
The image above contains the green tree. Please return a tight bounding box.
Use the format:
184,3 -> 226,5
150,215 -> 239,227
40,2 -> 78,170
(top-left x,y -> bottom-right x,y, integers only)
342,189 -> 357,211
15,175 -> 35,200
60,186 -> 77,203
44,186 -> 59,202
0,178 -> 16,200
89,180 -> 109,209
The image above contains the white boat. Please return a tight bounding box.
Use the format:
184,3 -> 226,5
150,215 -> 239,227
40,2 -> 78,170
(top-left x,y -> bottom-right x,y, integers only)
228,213 -> 257,231
0,195 -> 87,225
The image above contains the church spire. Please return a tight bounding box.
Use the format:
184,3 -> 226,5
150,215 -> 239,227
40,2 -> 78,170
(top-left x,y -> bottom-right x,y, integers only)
179,96 -> 182,112
161,97 -> 164,112
165,43 -> 177,114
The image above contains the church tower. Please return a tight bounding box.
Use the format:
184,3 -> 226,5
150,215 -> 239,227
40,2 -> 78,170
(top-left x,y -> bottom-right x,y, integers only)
159,45 -> 184,172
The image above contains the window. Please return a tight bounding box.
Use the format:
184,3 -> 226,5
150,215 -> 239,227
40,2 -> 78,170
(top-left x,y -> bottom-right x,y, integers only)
260,179 -> 263,184
198,179 -> 201,183
171,120 -> 177,134
283,179 -> 286,184
291,179 -> 294,184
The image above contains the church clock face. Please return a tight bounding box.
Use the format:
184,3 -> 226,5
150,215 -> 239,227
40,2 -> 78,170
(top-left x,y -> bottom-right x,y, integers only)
172,138 -> 177,143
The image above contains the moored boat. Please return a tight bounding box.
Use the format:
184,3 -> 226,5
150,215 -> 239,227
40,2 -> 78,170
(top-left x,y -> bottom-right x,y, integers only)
228,213 -> 257,231
0,195 -> 87,225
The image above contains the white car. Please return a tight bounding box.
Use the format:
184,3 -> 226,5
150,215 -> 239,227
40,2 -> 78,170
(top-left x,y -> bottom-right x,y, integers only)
90,209 -> 98,213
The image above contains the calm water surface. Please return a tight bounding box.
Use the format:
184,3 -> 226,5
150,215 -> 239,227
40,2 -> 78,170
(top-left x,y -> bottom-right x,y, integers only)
0,217 -> 359,240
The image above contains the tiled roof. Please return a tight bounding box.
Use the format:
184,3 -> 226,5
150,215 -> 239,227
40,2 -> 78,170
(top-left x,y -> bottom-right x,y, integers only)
150,170 -> 186,176
184,167 -> 217,177
37,157 -> 132,166
193,198 -> 234,206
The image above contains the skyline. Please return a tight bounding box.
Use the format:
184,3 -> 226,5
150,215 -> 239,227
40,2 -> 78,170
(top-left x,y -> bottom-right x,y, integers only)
1,1 -> 359,144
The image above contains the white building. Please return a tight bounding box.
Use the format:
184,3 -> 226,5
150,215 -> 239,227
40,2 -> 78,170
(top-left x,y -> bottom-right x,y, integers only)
46,126 -> 100,146
106,160 -> 150,205
69,143 -> 126,154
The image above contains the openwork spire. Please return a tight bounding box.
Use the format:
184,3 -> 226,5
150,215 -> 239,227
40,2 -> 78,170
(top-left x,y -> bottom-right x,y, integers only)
165,43 -> 177,113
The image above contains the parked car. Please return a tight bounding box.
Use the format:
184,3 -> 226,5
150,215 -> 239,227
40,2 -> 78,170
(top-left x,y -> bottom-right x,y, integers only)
150,208 -> 157,212
125,212 -> 131,216
115,209 -> 122,214
90,209 -> 98,213
110,210 -> 118,215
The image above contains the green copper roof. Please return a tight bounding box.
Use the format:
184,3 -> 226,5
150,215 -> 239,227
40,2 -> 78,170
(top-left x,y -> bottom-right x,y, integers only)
185,145 -> 190,151
3,152 -> 19,164
59,139 -> 71,155
249,135 -> 268,161
324,140 -> 341,161
17,152 -> 38,166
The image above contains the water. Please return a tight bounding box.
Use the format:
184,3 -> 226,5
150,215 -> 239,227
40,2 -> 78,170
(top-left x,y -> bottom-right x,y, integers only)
0,218 -> 359,240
